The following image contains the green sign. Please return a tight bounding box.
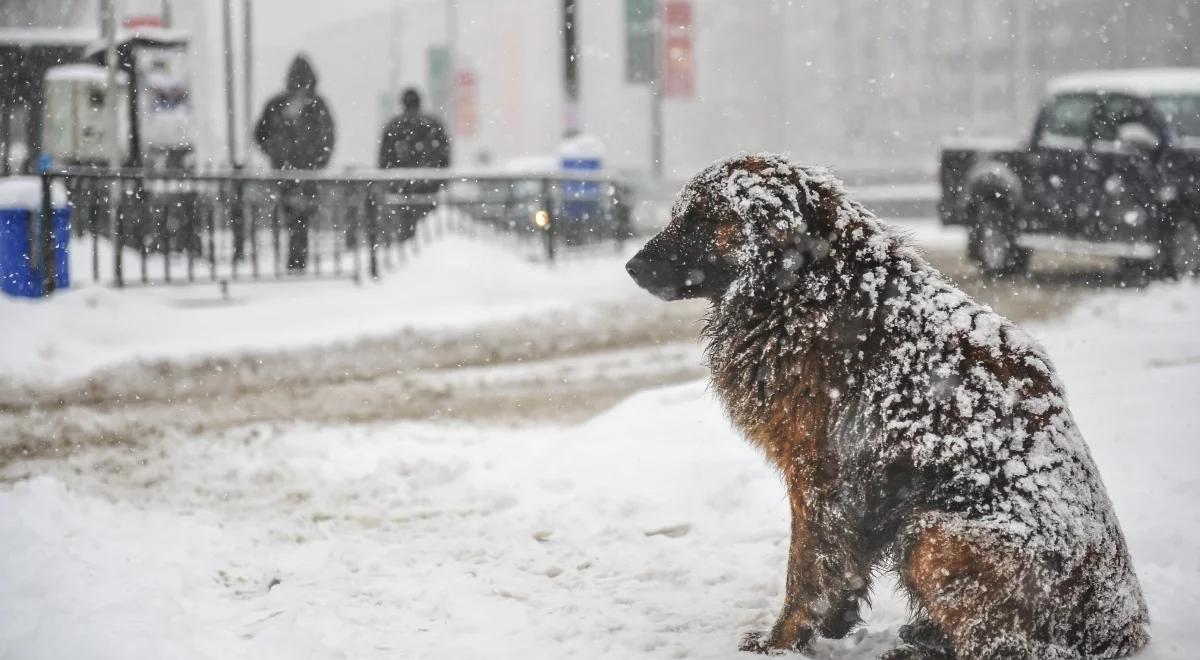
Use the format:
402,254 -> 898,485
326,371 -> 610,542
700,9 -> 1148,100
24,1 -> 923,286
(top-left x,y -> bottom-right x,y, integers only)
625,0 -> 656,84
427,46 -> 451,120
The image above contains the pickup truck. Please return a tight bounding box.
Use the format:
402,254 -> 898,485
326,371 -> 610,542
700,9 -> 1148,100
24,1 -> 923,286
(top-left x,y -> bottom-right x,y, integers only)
939,68 -> 1200,277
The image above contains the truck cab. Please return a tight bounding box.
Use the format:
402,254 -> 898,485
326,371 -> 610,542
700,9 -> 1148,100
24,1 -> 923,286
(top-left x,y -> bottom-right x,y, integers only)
940,68 -> 1200,278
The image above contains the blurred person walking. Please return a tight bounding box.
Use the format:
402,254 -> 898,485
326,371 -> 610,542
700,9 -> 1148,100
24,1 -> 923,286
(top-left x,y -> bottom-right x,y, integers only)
254,55 -> 336,271
377,88 -> 451,243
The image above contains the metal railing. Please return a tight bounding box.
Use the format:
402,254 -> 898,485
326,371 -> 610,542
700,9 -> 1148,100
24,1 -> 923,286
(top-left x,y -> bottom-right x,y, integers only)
39,167 -> 633,290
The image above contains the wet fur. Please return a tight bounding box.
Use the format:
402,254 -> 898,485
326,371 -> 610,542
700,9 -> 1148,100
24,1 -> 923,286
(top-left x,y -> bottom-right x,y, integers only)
630,155 -> 1150,659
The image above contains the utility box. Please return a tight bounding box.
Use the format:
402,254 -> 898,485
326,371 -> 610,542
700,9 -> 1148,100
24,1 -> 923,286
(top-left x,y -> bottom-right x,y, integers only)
0,176 -> 71,297
42,64 -> 130,166
136,43 -> 196,169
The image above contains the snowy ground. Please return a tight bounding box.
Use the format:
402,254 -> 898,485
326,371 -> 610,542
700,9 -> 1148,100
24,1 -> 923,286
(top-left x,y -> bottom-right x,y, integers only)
0,235 -> 649,383
1,220 -> 1197,658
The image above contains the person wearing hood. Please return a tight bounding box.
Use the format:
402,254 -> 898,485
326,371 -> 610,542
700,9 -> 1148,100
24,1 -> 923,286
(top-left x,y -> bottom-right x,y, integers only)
376,88 -> 451,244
254,55 -> 336,271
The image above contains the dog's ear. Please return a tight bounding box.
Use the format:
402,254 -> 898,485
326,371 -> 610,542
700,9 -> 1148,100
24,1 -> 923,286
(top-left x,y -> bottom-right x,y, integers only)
754,183 -> 839,277
751,187 -> 822,250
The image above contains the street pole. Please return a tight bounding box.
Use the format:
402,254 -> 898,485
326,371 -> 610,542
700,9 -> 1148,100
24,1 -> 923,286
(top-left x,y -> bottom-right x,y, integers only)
1011,0 -> 1031,127
650,1 -> 664,180
389,2 -> 401,111
222,0 -> 246,265
562,0 -> 580,136
222,0 -> 240,168
243,0 -> 254,155
446,0 -> 457,150
102,0 -> 124,286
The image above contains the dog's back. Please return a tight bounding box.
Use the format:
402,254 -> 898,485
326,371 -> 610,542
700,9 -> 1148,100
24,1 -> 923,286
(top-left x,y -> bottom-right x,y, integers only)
850,251 -> 1148,658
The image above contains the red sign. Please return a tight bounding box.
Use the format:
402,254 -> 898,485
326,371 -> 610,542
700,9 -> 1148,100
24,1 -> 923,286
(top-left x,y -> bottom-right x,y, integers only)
455,71 -> 478,138
664,1 -> 691,27
123,15 -> 163,30
662,1 -> 694,98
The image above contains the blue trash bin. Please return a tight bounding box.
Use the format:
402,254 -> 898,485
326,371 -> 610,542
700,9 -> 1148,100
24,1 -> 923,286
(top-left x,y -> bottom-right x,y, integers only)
560,135 -> 605,242
0,176 -> 71,298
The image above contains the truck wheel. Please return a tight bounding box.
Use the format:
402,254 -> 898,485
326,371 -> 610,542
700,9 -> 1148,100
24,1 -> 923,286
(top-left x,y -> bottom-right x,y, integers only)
1164,220 -> 1200,278
969,199 -> 1027,277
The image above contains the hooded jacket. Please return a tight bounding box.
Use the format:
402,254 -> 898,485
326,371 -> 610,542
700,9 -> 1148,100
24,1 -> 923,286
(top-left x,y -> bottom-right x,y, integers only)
254,56 -> 336,169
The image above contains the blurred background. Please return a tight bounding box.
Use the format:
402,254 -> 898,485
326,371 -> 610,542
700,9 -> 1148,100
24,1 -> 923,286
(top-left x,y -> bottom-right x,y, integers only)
3,0 -> 1197,180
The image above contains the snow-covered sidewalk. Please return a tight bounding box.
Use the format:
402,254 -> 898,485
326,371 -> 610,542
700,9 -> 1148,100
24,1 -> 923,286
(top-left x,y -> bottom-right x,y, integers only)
0,236 -> 649,383
1,280 -> 1197,659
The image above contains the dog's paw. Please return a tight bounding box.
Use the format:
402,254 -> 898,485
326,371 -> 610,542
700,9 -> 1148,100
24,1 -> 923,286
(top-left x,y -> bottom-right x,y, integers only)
878,643 -> 954,660
897,620 -> 954,657
739,631 -> 771,654
739,630 -> 809,655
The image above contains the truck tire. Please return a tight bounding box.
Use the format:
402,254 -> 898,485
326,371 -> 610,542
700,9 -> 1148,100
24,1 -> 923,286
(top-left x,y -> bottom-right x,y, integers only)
1164,219 -> 1200,279
969,198 -> 1028,277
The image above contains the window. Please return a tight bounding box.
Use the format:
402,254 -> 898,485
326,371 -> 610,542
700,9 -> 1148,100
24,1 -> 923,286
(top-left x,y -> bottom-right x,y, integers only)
1152,94 -> 1200,142
1094,95 -> 1156,142
1038,94 -> 1099,149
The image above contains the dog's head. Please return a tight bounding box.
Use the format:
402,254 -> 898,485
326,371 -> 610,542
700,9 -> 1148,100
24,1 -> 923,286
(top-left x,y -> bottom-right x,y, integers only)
626,153 -> 846,302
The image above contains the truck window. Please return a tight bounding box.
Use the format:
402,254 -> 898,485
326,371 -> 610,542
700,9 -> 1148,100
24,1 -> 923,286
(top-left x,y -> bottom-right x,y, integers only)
1094,95 -> 1158,142
1038,94 -> 1100,150
1152,94 -> 1200,145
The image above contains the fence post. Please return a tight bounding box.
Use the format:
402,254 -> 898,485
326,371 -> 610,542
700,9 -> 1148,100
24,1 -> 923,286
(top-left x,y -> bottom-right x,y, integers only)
39,168 -> 57,296
270,180 -> 282,278
112,175 -> 123,288
367,183 -> 380,280
247,180 -> 259,279
184,191 -> 196,283
351,186 -> 363,284
542,177 -> 556,263
159,199 -> 171,283
207,191 -> 217,281
89,179 -> 100,282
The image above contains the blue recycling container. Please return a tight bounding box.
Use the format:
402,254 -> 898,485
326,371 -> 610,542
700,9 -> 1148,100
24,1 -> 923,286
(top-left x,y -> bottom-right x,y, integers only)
0,177 -> 71,298
561,155 -> 604,228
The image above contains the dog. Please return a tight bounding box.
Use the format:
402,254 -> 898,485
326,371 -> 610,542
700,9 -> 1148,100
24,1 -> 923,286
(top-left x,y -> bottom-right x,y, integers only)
626,154 -> 1149,659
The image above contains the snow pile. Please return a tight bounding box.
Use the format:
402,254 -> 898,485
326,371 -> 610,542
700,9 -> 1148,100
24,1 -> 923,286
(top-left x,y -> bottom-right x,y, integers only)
1,280 -> 1198,659
0,235 -> 646,383
0,176 -> 69,211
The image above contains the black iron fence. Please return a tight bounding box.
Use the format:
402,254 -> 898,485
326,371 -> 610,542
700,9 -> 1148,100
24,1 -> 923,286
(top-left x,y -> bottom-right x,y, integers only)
38,167 -> 633,290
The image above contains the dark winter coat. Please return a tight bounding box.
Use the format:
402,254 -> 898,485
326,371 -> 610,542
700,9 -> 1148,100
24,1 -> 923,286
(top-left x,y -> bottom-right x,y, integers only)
378,111 -> 450,170
255,56 -> 336,170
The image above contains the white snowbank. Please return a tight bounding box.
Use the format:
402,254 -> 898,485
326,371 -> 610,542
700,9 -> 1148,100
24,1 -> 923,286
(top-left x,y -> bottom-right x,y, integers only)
0,176 -> 69,210
1,280 -> 1197,659
0,235 -> 647,382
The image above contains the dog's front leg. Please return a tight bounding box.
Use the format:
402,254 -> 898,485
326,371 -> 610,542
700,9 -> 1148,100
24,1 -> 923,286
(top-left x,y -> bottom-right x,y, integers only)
742,485 -> 867,653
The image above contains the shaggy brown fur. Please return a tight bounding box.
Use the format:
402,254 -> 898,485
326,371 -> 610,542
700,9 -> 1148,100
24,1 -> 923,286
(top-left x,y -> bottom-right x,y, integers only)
625,154 -> 1149,659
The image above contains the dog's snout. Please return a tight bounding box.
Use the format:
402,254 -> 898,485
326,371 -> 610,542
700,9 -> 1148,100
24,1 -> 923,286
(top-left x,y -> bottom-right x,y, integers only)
625,255 -> 648,280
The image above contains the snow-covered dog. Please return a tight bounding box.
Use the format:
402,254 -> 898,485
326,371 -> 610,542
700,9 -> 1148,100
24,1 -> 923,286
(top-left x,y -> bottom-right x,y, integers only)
625,154 -> 1149,659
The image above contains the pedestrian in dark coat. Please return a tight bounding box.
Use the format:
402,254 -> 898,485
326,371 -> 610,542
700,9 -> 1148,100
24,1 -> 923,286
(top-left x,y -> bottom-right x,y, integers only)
379,88 -> 450,170
254,55 -> 336,271
376,88 -> 450,243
